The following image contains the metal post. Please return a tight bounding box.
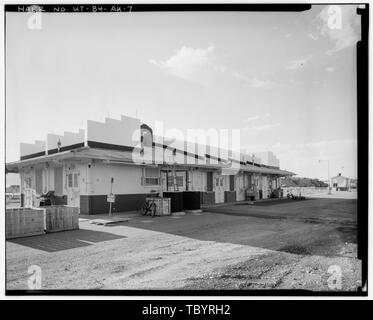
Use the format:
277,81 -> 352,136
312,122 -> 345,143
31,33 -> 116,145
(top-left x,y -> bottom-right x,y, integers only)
318,159 -> 332,195
109,177 -> 113,218
328,160 -> 331,195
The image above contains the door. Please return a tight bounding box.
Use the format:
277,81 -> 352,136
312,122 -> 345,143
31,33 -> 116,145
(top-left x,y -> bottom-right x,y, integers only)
214,173 -> 225,203
262,176 -> 269,199
175,171 -> 187,191
236,174 -> 246,201
66,171 -> 80,207
206,172 -> 213,191
191,170 -> 202,191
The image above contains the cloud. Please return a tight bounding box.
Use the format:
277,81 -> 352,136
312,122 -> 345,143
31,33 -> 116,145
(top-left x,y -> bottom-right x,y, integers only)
308,33 -> 318,40
251,123 -> 280,131
318,5 -> 360,55
242,115 -> 260,123
287,55 -> 312,70
232,71 -> 274,88
243,123 -> 280,136
149,45 -> 215,82
151,45 -> 274,88
326,67 -> 335,72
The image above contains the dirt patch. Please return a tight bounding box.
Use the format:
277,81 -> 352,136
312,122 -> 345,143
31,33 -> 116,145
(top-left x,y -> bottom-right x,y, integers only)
336,226 -> 357,244
279,244 -> 312,255
183,252 -> 298,290
182,250 -> 362,291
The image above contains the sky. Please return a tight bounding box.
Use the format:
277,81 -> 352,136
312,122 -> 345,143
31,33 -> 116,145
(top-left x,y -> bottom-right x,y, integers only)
5,5 -> 361,185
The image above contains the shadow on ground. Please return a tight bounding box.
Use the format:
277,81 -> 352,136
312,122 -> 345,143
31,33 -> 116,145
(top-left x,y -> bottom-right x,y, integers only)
9,229 -> 126,252
124,198 -> 358,258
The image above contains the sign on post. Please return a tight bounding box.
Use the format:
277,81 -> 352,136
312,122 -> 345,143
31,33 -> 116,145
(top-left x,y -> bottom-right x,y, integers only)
107,193 -> 115,203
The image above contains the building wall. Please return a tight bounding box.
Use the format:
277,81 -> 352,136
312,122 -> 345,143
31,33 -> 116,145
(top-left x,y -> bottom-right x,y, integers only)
256,151 -> 280,168
47,130 -> 85,153
87,116 -> 141,148
20,140 -> 46,159
87,162 -> 159,195
79,162 -> 162,214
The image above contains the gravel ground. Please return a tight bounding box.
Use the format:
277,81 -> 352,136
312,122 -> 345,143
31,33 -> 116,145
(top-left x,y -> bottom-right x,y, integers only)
6,198 -> 361,291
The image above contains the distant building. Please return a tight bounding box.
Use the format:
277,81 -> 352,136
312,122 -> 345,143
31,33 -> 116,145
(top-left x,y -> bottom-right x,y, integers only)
331,173 -> 356,191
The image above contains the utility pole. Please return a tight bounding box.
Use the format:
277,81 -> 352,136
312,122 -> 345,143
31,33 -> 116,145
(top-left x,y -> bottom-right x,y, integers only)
319,159 -> 332,194
327,160 -> 331,194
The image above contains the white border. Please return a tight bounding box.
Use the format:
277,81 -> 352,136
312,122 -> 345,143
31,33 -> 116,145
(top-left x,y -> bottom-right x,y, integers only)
0,0 -> 370,300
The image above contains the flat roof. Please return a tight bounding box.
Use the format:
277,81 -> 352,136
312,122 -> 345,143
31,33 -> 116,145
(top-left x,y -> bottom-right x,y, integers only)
6,146 -> 295,176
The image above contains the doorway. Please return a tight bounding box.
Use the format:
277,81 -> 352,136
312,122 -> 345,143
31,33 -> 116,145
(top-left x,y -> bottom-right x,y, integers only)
214,173 -> 225,203
66,171 -> 80,207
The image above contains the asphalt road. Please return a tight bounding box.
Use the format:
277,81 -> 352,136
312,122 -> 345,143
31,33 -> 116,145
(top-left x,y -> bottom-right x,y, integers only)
6,198 -> 361,291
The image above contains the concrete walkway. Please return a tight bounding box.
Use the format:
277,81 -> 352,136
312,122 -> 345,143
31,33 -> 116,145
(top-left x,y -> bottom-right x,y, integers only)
308,191 -> 357,199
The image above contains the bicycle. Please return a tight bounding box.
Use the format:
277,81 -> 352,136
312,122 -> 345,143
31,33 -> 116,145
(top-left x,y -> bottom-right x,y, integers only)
141,192 -> 159,217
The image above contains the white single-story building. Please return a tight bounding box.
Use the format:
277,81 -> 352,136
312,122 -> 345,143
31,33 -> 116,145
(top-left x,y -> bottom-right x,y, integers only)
6,115 -> 294,214
331,173 -> 356,191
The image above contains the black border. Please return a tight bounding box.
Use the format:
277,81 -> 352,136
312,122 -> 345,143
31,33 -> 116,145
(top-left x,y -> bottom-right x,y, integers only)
4,3 -> 369,297
356,4 -> 369,293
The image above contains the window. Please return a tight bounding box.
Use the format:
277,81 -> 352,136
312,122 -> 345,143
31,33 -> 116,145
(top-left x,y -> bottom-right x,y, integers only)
176,176 -> 184,187
73,173 -> 79,188
143,167 -> 160,186
24,177 -> 32,189
68,174 -> 73,188
166,172 -> 185,189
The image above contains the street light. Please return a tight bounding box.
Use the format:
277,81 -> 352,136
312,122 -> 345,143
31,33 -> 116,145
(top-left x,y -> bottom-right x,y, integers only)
318,159 -> 332,194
